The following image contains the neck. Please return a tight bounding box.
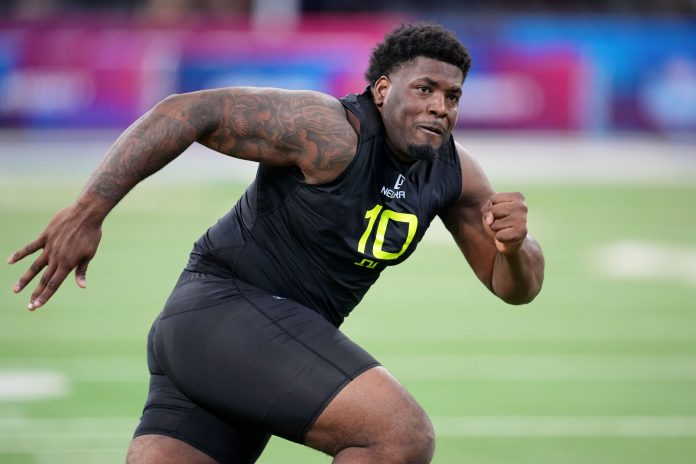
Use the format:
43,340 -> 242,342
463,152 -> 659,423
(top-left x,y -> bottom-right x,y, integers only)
384,138 -> 417,165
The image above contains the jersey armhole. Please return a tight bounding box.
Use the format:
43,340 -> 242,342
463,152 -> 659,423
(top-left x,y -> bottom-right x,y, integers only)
345,107 -> 361,137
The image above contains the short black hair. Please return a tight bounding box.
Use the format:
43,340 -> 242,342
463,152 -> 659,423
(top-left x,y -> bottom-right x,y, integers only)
365,23 -> 472,86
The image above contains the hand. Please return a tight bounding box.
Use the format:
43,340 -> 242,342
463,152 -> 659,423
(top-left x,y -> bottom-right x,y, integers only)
7,206 -> 102,310
481,192 -> 528,255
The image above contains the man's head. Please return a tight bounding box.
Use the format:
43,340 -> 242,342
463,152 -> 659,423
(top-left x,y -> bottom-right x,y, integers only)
366,23 -> 471,162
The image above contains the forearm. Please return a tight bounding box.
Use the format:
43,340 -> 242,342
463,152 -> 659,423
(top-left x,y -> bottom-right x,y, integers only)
76,94 -> 216,222
491,235 -> 545,305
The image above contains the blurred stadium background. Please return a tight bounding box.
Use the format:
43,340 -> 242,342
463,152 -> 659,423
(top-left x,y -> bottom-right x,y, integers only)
1,1 -> 695,463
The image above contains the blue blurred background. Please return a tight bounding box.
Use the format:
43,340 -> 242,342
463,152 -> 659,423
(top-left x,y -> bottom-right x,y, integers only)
1,0 -> 695,137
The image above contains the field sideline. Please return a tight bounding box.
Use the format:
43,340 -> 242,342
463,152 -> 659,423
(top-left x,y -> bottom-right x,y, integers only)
1,131 -> 695,463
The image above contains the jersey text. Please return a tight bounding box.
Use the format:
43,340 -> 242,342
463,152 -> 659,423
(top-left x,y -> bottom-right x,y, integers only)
380,186 -> 406,199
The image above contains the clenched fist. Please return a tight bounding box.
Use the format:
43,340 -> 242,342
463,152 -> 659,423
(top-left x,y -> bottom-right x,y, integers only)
481,192 -> 528,255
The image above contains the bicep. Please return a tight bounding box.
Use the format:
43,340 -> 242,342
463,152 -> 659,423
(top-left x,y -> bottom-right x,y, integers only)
439,143 -> 498,289
195,87 -> 355,168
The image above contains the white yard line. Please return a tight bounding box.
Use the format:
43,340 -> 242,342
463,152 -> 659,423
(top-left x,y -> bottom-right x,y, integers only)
594,241 -> 696,286
0,370 -> 68,400
0,418 -> 134,453
379,354 -> 696,381
433,416 -> 696,437
2,416 -> 696,447
3,353 -> 696,384
0,417 -> 137,431
0,357 -> 144,383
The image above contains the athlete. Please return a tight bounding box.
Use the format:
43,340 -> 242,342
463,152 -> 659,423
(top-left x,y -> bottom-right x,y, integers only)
8,23 -> 544,463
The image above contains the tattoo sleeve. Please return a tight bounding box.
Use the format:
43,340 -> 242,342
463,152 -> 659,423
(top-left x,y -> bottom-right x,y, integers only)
79,92 -> 221,215
199,88 -> 356,177
77,87 -> 355,220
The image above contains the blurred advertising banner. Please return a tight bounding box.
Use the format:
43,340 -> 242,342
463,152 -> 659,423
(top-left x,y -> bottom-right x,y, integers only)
1,15 -> 695,134
458,46 -> 586,130
0,16 -> 395,128
476,15 -> 696,135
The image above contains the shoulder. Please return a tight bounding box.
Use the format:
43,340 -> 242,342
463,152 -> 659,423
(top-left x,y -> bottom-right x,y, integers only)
235,87 -> 349,127
257,87 -> 346,112
448,140 -> 495,208
169,86 -> 349,127
239,88 -> 356,183
187,86 -> 357,184
258,88 -> 353,134
453,141 -> 481,176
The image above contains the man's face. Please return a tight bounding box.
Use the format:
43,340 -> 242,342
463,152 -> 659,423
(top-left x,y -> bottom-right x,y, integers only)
373,56 -> 463,162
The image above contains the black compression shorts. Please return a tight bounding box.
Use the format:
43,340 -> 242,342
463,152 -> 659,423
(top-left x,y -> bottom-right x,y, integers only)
133,271 -> 380,463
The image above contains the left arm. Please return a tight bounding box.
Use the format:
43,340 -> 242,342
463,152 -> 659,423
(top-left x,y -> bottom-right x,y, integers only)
439,142 -> 544,305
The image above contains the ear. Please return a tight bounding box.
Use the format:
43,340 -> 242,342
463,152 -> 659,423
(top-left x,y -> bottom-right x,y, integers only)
372,75 -> 390,107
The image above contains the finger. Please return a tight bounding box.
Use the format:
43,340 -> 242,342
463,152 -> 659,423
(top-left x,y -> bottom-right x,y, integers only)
30,266 -> 70,311
75,260 -> 89,288
491,202 -> 527,220
489,215 -> 526,232
28,264 -> 56,310
495,226 -> 527,244
480,200 -> 494,226
7,237 -> 44,264
491,191 -> 525,205
13,254 -> 48,293
491,204 -> 514,219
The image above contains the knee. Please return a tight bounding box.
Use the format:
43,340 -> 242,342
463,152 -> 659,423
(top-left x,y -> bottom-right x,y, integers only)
322,410 -> 435,463
305,366 -> 436,463
383,412 -> 435,464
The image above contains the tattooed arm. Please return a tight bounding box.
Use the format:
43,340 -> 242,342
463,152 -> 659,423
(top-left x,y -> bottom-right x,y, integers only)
7,87 -> 358,310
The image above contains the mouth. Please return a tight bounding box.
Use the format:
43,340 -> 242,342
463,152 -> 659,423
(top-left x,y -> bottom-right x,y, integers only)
417,124 -> 445,137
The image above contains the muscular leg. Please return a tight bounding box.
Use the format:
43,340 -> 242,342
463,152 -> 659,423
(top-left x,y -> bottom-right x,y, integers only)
304,366 -> 435,464
126,435 -> 218,464
127,367 -> 432,464
133,273 -> 407,463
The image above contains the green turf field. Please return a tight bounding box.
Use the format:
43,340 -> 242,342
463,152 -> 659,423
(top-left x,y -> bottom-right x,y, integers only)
2,174 -> 696,463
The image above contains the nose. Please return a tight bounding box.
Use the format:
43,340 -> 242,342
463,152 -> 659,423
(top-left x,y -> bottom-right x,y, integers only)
428,93 -> 447,118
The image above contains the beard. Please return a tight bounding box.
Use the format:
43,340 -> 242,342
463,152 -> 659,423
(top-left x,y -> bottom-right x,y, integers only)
405,142 -> 445,161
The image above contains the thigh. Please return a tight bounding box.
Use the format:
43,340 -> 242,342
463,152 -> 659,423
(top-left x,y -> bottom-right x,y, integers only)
152,271 -> 380,443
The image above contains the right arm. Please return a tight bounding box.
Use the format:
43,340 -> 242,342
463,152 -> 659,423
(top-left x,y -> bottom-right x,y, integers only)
7,87 -> 357,310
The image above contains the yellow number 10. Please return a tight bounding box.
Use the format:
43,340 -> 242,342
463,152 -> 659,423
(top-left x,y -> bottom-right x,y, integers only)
357,205 -> 418,260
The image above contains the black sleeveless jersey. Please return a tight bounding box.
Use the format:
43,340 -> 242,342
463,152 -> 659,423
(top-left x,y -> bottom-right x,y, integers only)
186,88 -> 462,326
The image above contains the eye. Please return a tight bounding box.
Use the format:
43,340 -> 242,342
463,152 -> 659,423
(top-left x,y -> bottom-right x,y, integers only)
448,94 -> 460,103
416,86 -> 432,94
